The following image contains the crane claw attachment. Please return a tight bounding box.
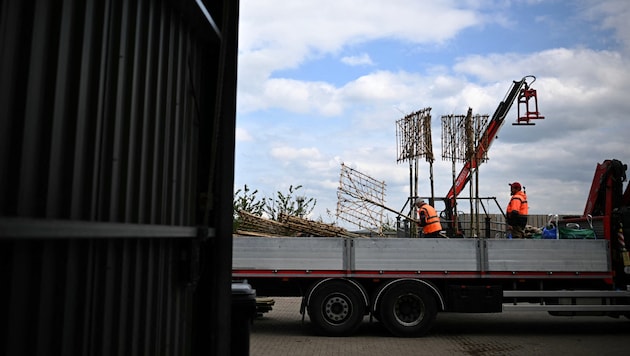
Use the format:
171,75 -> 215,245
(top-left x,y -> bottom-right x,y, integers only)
513,75 -> 545,125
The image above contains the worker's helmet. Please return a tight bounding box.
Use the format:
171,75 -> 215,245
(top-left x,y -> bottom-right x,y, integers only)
509,182 -> 521,190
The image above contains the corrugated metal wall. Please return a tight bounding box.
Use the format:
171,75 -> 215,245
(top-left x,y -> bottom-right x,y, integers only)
1,220 -> 202,355
0,0 -> 239,354
0,0 -> 214,224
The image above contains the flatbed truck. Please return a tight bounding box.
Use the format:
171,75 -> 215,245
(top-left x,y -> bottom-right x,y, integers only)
233,161 -> 630,337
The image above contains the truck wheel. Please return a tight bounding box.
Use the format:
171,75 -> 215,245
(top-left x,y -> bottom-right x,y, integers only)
307,280 -> 366,336
379,281 -> 437,337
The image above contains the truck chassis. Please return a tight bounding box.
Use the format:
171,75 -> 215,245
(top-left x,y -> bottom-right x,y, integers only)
233,236 -> 630,337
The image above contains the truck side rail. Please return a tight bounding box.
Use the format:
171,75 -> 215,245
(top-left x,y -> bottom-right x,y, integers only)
233,237 -> 611,276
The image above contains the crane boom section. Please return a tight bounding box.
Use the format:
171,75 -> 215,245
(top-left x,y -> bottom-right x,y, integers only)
583,159 -> 628,217
445,78 -> 528,202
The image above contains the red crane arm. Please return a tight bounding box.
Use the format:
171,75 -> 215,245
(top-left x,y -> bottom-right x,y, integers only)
583,159 -> 628,217
445,77 -> 531,203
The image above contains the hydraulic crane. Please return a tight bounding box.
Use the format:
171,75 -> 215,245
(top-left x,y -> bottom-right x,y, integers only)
583,159 -> 629,218
442,75 -> 544,236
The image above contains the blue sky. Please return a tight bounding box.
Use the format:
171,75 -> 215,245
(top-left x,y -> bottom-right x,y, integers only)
234,0 -> 630,229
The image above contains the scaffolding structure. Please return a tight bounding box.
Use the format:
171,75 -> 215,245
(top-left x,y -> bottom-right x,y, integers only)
395,108 -> 435,228
336,163 -> 387,235
441,109 -> 489,236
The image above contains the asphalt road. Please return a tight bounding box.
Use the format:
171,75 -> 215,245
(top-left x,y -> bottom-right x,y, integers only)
249,297 -> 630,356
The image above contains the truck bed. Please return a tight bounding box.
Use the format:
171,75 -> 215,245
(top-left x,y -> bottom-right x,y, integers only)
233,237 -> 610,275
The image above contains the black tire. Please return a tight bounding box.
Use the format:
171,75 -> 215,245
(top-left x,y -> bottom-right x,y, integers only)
379,281 -> 437,337
307,280 -> 366,336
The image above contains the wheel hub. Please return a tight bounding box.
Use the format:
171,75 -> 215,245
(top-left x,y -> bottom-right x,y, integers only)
324,295 -> 350,323
394,293 -> 424,327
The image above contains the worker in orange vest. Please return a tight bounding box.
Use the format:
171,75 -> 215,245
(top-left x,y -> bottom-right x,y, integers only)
506,182 -> 528,238
415,198 -> 443,238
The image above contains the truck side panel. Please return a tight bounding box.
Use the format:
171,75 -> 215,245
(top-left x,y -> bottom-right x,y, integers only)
486,239 -> 610,272
234,237 -> 611,274
233,237 -> 345,270
353,238 -> 479,271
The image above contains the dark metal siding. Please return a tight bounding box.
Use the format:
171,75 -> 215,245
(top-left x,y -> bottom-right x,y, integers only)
1,0 -> 239,354
2,234 -> 194,355
0,0 -> 212,224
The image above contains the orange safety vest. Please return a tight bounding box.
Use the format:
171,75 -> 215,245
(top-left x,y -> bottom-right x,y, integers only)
418,204 -> 442,235
506,190 -> 528,216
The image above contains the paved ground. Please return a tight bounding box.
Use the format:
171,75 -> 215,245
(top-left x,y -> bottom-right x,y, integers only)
250,297 -> 630,356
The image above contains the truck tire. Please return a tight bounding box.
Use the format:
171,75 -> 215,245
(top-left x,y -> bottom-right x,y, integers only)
307,280 -> 366,336
379,281 -> 437,337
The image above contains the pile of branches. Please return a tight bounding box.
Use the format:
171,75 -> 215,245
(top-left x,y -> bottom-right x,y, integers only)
236,210 -> 363,238
236,210 -> 289,236
278,214 -> 363,238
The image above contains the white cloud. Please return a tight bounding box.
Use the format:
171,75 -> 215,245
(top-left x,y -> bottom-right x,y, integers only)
342,70 -> 422,102
235,127 -> 253,142
239,0 -> 481,55
270,146 -> 323,161
264,79 -> 342,116
237,0 -> 484,113
580,0 -> 630,53
341,53 -> 374,66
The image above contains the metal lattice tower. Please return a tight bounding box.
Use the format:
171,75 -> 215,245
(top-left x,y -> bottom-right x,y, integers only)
336,163 -> 387,235
441,109 -> 489,236
395,108 -> 434,225
441,109 -> 490,163
396,108 -> 434,163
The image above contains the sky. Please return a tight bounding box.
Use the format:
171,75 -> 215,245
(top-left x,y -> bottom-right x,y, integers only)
234,0 -> 630,229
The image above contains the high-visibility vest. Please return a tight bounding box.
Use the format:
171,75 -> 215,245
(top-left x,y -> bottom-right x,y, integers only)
507,190 -> 528,216
418,204 -> 442,234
